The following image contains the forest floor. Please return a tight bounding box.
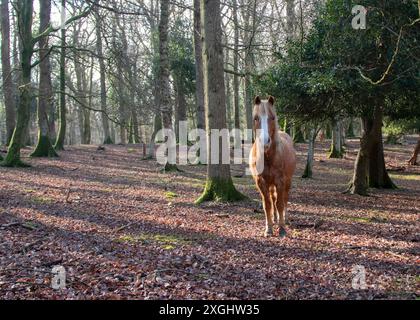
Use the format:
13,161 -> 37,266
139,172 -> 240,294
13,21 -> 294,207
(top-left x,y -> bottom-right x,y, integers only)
0,138 -> 419,300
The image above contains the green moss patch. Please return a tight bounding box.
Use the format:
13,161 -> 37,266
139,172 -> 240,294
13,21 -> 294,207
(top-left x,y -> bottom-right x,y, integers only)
115,232 -> 192,250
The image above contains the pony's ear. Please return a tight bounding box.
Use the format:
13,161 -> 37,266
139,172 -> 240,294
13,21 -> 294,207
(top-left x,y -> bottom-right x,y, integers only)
268,96 -> 275,105
254,96 -> 261,105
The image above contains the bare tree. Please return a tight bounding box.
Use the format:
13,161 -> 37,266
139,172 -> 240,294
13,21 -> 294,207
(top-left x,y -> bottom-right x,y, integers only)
0,0 -> 16,145
193,0 -> 205,131
196,0 -> 244,204
54,0 -> 67,150
159,0 -> 178,171
95,9 -> 112,144
31,0 -> 58,157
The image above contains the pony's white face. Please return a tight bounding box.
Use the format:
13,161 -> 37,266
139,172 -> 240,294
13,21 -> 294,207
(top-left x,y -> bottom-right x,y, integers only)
253,96 -> 276,151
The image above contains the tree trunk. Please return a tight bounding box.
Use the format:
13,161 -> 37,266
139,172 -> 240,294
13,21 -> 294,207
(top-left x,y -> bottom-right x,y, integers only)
408,136 -> 420,165
31,0 -> 58,158
329,119 -> 343,158
159,0 -> 178,171
286,0 -> 296,41
95,10 -> 112,144
2,0 -> 33,167
302,127 -> 317,179
241,0 -> 256,132
73,27 -> 91,145
147,114 -> 162,159
349,135 -> 370,196
130,109 -> 140,144
196,0 -> 245,204
1,0 -> 16,145
368,107 -> 396,189
175,77 -> 187,139
349,106 -> 396,195
233,0 -> 240,132
347,118 -> 355,138
225,66 -> 233,130
193,0 -> 205,131
293,124 -> 305,143
54,0 -> 66,151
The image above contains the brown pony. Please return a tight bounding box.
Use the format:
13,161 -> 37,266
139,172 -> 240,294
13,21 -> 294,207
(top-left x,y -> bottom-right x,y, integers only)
249,96 -> 297,238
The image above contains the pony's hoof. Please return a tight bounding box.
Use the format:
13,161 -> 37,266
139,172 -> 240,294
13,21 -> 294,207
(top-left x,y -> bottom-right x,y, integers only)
279,228 -> 287,238
264,230 -> 274,237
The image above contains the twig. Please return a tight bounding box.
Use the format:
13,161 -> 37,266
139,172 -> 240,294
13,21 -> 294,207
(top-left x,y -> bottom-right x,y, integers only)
0,222 -> 37,231
114,222 -> 138,233
56,167 -> 79,172
0,222 -> 21,229
65,187 -> 72,204
22,239 -> 43,254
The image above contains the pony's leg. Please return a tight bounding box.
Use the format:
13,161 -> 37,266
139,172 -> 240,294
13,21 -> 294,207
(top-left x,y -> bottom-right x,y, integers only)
276,186 -> 287,238
283,180 -> 292,225
270,185 -> 279,225
258,182 -> 274,237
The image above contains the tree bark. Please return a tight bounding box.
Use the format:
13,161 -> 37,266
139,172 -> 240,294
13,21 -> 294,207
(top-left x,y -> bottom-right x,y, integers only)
31,0 -> 58,158
241,0 -> 256,132
329,119 -> 343,158
54,0 -> 67,151
232,0 -> 240,131
193,0 -> 205,131
1,0 -> 16,145
302,127 -> 317,178
159,0 -> 178,171
147,114 -> 162,159
368,107 -> 396,189
286,0 -> 296,41
196,0 -> 245,204
130,109 -> 141,144
347,118 -> 355,138
73,25 -> 91,145
2,0 -> 33,166
95,10 -> 112,144
293,124 -> 305,143
175,77 -> 187,139
349,106 -> 396,195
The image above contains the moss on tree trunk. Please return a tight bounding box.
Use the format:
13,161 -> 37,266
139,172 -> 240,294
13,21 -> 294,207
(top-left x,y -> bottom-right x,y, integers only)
31,135 -> 58,158
347,119 -> 355,138
302,128 -> 316,179
196,0 -> 244,205
348,106 -> 396,195
2,0 -> 33,168
196,177 -> 246,204
162,163 -> 181,172
349,146 -> 369,196
328,120 -> 344,159
328,144 -> 344,159
368,108 -> 397,189
103,136 -> 114,145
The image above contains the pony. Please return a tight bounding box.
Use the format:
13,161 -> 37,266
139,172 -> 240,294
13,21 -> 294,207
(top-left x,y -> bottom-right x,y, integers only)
249,96 -> 297,238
